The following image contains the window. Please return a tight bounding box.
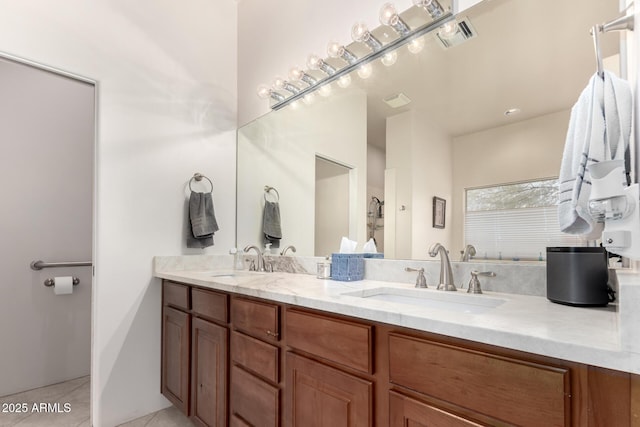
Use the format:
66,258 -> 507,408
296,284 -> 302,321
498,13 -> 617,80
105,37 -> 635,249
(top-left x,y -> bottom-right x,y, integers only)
464,178 -> 587,261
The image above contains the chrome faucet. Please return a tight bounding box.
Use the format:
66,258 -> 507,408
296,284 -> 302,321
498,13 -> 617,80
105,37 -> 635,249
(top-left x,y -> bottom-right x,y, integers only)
280,245 -> 297,256
405,267 -> 427,288
428,243 -> 456,291
460,244 -> 476,262
243,245 -> 265,272
467,270 -> 496,294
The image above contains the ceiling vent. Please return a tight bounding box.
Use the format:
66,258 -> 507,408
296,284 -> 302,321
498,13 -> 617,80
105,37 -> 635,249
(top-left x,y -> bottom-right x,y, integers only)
437,17 -> 477,48
383,92 -> 412,108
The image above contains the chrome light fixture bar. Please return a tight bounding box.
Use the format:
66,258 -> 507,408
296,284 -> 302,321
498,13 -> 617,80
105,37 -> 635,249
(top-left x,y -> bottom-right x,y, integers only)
269,3 -> 453,110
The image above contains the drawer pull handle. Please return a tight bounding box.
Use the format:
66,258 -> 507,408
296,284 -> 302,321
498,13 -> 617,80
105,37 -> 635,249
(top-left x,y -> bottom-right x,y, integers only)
266,330 -> 279,338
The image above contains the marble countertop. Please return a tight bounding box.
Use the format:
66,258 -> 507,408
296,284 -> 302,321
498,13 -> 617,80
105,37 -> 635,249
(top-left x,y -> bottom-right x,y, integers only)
154,264 -> 640,375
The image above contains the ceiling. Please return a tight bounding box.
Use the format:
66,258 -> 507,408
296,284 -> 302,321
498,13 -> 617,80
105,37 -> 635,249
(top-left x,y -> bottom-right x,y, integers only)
340,0 -> 621,149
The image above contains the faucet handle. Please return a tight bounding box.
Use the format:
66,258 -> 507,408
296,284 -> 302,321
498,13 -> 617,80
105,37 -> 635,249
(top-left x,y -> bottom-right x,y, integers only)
405,267 -> 427,288
467,270 -> 495,294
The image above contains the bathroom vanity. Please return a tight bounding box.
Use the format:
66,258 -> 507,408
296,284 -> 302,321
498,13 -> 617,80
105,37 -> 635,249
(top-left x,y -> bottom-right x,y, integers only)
155,262 -> 640,427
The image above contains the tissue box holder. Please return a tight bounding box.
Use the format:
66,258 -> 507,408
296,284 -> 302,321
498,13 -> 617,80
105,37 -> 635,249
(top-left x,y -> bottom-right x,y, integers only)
331,253 -> 364,281
363,253 -> 383,259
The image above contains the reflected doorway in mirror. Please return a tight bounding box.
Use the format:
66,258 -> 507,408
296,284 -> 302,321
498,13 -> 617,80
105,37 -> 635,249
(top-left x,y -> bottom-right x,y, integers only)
433,197 -> 446,229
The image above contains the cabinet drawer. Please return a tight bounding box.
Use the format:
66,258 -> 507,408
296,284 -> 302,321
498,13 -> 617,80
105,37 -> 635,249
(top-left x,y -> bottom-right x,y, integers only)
389,391 -> 483,427
388,333 -> 570,427
230,366 -> 279,427
231,331 -> 279,383
163,281 -> 190,310
231,297 -> 279,342
286,309 -> 372,373
192,288 -> 228,323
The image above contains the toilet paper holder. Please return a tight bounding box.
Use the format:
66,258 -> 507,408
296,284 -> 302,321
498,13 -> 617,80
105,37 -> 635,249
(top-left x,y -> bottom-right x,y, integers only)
44,277 -> 80,287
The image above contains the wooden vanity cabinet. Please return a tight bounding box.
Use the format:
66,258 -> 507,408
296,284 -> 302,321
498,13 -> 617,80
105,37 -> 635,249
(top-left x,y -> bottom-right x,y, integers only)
161,281 -> 229,426
162,280 -> 639,427
284,308 -> 374,427
161,282 -> 191,415
229,297 -> 281,427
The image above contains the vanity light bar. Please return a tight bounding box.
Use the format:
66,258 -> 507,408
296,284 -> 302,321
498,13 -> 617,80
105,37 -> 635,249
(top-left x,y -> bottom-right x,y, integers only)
264,0 -> 452,111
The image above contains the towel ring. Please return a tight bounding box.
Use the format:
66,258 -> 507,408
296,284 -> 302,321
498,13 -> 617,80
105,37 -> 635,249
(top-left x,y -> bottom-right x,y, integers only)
264,185 -> 280,202
189,173 -> 213,193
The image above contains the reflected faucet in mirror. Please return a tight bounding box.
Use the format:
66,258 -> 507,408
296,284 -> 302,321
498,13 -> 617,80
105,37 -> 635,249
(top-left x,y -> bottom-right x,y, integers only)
243,245 -> 265,272
428,243 -> 456,291
280,245 -> 297,256
460,244 -> 476,262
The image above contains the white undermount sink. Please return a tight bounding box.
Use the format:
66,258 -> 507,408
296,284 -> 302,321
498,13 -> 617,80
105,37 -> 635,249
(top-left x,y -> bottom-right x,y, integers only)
342,287 -> 506,314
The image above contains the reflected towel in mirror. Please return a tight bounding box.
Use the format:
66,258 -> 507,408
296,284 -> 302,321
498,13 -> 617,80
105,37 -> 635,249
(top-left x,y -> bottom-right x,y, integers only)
263,200 -> 282,248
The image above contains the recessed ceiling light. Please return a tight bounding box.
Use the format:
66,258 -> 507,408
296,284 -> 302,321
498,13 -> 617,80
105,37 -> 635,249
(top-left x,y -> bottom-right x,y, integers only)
384,92 -> 412,108
504,108 -> 521,117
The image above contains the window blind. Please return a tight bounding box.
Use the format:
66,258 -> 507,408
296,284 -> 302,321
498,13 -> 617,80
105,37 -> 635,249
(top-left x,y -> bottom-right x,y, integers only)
464,206 -> 588,261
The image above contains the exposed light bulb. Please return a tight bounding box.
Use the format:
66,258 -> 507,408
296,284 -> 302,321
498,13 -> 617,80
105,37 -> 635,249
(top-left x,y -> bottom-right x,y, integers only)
306,53 -> 336,75
439,20 -> 459,40
319,84 -> 332,97
327,41 -> 344,58
381,51 -> 398,66
257,84 -> 271,99
351,22 -> 370,43
337,74 -> 352,88
303,92 -> 316,104
256,84 -> 285,102
407,37 -> 425,54
273,76 -> 286,90
379,3 -> 399,26
290,100 -> 301,110
307,54 -> 322,70
412,0 -> 444,19
357,63 -> 373,79
289,67 -> 304,81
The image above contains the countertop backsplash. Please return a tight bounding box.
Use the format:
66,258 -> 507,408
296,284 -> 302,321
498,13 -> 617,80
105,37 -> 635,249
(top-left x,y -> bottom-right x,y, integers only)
155,254 -> 552,297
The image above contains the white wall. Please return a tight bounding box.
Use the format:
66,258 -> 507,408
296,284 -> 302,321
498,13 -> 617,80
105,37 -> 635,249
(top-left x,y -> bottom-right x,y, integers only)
0,2 -> 237,426
385,110 -> 453,260
237,90 -> 367,255
0,58 -> 93,397
451,110 -> 569,255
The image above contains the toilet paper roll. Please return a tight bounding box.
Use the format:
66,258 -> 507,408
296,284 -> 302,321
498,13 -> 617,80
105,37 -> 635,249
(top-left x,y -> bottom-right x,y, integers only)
54,276 -> 73,295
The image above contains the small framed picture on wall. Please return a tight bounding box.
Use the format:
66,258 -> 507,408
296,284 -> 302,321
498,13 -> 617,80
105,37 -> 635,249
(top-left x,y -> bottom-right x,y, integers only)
433,196 -> 446,229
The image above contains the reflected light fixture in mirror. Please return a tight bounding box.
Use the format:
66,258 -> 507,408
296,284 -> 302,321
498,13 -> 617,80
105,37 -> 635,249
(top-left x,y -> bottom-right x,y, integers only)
381,51 -> 398,66
358,63 -> 374,79
408,37 -> 426,53
256,0 -> 452,110
337,74 -> 352,88
318,83 -> 332,97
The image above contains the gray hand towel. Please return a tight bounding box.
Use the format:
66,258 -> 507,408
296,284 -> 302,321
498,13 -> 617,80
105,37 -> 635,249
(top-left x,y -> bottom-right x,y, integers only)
187,191 -> 219,248
263,200 -> 282,248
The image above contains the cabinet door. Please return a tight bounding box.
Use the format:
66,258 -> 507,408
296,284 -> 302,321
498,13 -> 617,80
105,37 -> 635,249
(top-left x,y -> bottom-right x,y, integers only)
191,317 -> 228,427
285,352 -> 372,427
162,306 -> 190,415
389,391 -> 484,427
230,365 -> 279,427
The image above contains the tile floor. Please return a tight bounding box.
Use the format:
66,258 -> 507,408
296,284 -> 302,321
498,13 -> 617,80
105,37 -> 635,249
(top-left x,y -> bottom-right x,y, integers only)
0,377 -> 192,427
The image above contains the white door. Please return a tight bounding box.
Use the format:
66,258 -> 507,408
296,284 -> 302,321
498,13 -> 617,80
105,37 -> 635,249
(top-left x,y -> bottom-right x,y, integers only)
0,56 -> 94,397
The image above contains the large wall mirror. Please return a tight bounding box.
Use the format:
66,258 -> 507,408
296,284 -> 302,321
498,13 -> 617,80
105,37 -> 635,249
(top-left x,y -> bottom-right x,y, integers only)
236,0 -> 622,260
